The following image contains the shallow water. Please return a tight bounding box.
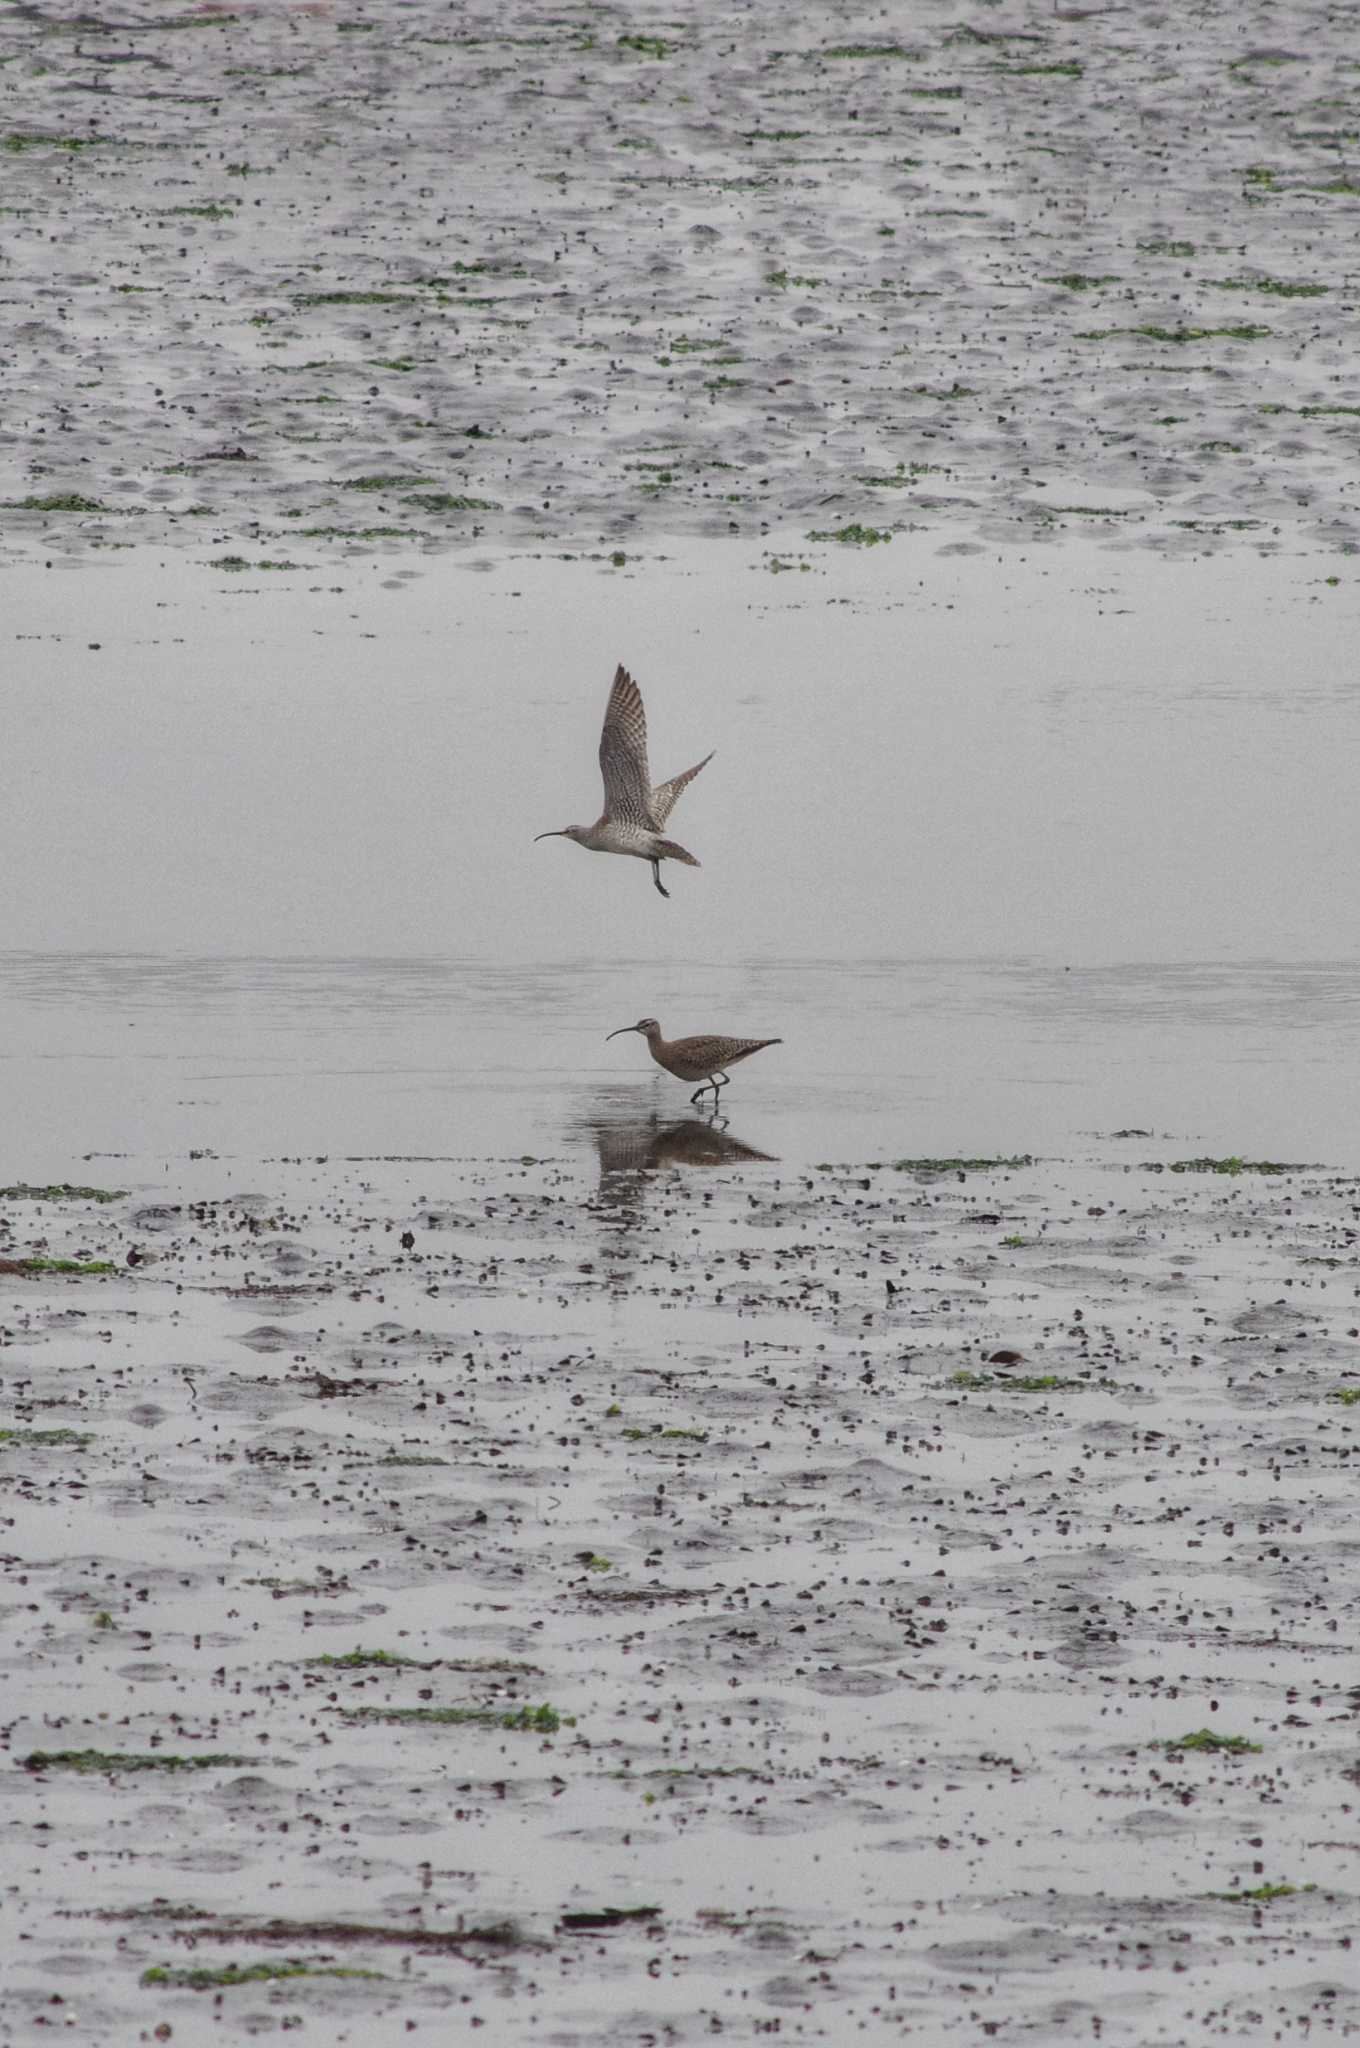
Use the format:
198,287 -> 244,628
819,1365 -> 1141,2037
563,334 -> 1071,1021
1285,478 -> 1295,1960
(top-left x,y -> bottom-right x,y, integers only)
3,947 -> 1360,1174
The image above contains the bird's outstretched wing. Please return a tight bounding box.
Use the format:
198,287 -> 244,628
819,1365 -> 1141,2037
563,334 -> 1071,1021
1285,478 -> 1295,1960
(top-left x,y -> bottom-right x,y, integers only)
651,750 -> 714,827
598,665 -> 656,826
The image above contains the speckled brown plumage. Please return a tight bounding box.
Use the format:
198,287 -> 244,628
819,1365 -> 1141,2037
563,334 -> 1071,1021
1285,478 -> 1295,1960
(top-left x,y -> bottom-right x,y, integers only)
535,665 -> 713,897
606,1017 -> 782,1105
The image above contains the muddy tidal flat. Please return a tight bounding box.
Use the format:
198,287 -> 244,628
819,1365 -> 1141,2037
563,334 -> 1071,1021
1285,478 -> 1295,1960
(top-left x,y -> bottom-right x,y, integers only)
4,1141 -> 1360,2043
3,0 -> 1360,562
5,0 -> 1360,2038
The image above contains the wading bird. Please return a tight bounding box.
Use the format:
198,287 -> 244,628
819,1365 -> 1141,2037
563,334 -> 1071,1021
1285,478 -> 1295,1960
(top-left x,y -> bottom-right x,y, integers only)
606,1018 -> 782,1106
535,664 -> 712,898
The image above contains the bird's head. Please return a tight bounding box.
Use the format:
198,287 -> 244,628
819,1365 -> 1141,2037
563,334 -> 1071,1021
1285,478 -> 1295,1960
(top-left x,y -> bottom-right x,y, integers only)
606,1018 -> 659,1041
534,825 -> 588,846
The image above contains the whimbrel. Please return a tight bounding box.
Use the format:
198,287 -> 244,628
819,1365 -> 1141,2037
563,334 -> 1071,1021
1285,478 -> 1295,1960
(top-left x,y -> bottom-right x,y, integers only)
535,664 -> 713,898
606,1018 -> 782,1105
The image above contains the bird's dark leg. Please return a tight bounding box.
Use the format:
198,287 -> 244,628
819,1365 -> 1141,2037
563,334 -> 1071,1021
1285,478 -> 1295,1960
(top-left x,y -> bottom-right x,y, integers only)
651,859 -> 670,899
690,1084 -> 705,1106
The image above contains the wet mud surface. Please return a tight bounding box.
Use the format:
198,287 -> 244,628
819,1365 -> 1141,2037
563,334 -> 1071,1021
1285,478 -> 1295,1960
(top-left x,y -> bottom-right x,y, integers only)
5,1149 -> 1360,2041
5,4 -> 1360,2039
4,1 -> 1360,561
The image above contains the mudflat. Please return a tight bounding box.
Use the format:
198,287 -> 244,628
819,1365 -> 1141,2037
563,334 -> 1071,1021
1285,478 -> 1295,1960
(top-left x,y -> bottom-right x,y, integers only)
2,0 -> 1358,561
4,1139 -> 1359,2042
4,3 -> 1360,2039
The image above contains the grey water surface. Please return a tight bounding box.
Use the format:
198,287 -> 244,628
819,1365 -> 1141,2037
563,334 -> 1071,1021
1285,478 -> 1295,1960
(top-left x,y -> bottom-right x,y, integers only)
5,535 -> 1356,1173
3,949 -> 1358,1176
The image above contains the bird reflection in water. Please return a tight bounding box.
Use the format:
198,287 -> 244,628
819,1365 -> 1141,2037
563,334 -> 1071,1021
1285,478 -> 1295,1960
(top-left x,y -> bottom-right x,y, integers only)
572,1093 -> 776,1217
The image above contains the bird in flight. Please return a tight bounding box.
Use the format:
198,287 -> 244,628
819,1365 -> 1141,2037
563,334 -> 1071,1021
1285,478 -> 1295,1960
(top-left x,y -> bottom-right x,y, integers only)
606,1018 -> 782,1106
535,664 -> 713,898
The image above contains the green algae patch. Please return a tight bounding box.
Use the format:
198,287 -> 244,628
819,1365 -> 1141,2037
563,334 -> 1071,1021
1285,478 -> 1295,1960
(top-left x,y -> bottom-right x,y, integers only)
342,1702 -> 571,1733
857,464 -> 946,485
3,493 -> 109,514
621,1764 -> 772,1782
1077,324 -> 1272,344
560,1904 -> 661,1929
209,557 -> 301,571
23,1749 -> 254,1774
299,526 -> 409,539
1044,273 -> 1119,290
0,1427 -> 93,1449
1331,1387 -> 1360,1406
142,1960 -> 383,1990
4,133 -> 123,153
951,1371 -> 1086,1394
1145,1156 -> 1313,1175
294,290 -> 415,307
622,1426 -> 708,1443
1206,1882 -> 1316,1904
301,1647 -> 437,1670
822,44 -> 922,60
1154,1729 -> 1262,1755
891,1155 -> 1033,1173
243,1573 -> 350,1596
93,1901 -> 213,1923
144,10 -> 239,26
404,492 -> 499,513
1209,277 -> 1329,297
807,523 -> 893,545
443,1656 -> 544,1676
0,1183 -> 125,1203
617,34 -> 673,58
125,1911 -> 532,1951
342,474 -> 436,492
0,1257 -> 116,1276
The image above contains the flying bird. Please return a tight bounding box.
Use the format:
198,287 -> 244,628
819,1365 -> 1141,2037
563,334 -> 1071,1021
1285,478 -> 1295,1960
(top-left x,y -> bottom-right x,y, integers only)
535,664 -> 713,898
606,1018 -> 782,1106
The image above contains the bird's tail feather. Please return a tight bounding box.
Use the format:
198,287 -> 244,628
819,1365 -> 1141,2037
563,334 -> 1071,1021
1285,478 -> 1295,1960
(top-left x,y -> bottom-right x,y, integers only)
655,837 -> 700,867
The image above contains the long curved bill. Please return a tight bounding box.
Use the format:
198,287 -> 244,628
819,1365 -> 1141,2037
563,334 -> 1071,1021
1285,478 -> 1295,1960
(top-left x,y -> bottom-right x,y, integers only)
605,1025 -> 641,1040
